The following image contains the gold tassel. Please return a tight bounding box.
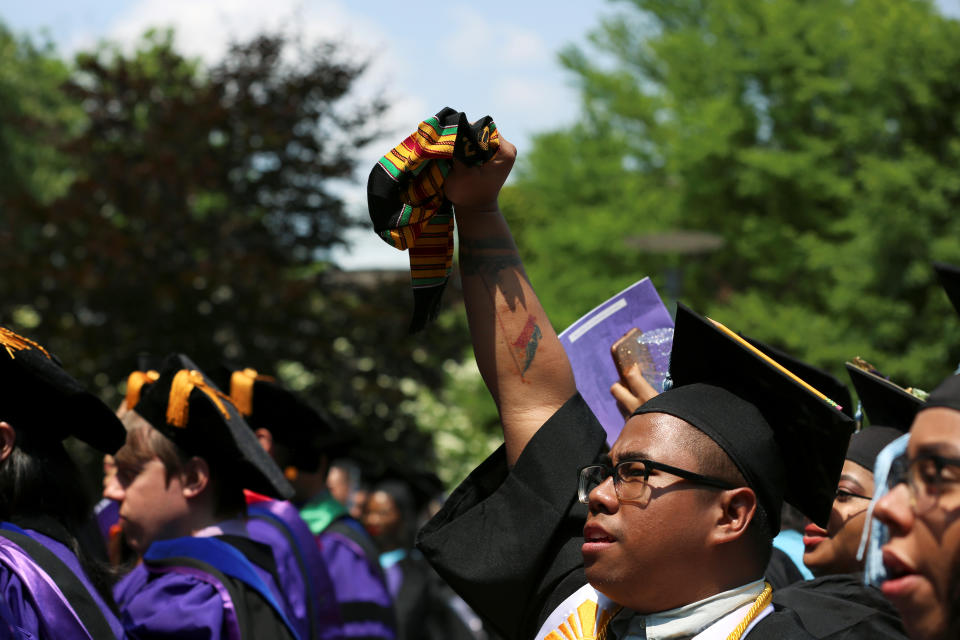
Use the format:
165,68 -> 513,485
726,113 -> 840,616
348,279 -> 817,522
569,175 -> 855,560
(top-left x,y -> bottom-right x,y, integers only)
166,369 -> 232,428
125,370 -> 160,409
229,367 -> 275,417
0,327 -> 50,360
230,368 -> 258,416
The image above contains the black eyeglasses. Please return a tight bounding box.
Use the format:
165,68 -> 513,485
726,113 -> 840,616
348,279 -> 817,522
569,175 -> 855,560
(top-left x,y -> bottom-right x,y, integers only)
887,452 -> 960,513
578,459 -> 738,505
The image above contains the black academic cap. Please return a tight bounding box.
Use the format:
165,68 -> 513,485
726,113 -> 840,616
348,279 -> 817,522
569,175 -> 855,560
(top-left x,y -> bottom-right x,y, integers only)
133,354 -> 294,500
633,304 -> 855,530
216,366 -> 358,472
844,363 -> 923,471
923,374 -> 960,414
845,363 -> 923,430
0,327 -> 125,454
742,336 -> 853,418
934,261 -> 960,318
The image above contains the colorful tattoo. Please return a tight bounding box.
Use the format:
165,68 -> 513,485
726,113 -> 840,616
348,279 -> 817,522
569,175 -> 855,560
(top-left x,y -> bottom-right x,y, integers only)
512,314 -> 542,375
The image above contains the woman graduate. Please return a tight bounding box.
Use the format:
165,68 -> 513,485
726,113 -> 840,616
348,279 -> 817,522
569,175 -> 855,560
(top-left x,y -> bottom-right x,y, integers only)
0,326 -> 127,639
768,361 -> 915,639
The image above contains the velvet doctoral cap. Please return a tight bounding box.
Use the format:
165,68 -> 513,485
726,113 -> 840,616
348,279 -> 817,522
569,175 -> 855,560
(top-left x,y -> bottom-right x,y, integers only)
934,261 -> 960,318
218,366 -> 358,472
844,362 -> 923,471
134,354 -> 294,500
0,327 -> 125,454
633,304 -> 855,529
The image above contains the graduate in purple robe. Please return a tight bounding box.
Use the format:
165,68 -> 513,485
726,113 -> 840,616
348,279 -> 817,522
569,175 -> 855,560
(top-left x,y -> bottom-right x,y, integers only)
220,367 -> 397,640
105,355 -> 304,639
0,326 -> 128,639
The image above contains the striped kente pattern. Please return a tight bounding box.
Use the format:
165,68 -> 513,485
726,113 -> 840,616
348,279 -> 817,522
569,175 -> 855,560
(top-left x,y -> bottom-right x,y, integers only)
368,108 -> 500,331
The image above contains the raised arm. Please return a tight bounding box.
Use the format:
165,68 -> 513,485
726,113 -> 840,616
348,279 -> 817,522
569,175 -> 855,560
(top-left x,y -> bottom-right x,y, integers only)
444,139 -> 576,466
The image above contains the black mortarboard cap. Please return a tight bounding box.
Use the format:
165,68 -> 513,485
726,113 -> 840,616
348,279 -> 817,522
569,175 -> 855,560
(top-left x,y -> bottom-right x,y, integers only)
216,366 -> 358,472
742,336 -> 853,418
0,327 -> 125,453
134,354 -> 294,500
633,304 -> 855,529
923,374 -> 960,414
934,261 -> 960,318
844,363 -> 923,471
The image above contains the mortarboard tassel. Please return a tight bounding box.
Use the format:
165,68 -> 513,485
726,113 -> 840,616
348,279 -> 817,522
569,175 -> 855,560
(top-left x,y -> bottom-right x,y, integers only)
166,369 -> 232,428
0,327 -> 50,360
125,370 -> 160,410
229,368 -> 276,417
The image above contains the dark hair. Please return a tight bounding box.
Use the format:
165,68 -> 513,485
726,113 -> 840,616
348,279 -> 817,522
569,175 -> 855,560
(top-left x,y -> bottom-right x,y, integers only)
116,414 -> 246,518
370,480 -> 418,548
0,425 -> 120,614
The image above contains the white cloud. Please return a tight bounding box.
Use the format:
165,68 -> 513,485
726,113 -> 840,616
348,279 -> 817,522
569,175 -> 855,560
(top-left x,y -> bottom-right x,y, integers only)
500,28 -> 549,66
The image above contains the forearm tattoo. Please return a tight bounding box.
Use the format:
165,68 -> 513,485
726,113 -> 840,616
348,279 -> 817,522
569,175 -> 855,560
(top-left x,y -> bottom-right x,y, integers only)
512,314 -> 543,375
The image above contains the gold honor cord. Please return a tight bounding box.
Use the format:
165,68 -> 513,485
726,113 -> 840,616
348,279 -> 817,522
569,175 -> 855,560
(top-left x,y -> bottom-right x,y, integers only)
0,327 -> 50,360
125,370 -> 160,409
708,319 -> 842,411
725,582 -> 772,640
167,369 -> 233,428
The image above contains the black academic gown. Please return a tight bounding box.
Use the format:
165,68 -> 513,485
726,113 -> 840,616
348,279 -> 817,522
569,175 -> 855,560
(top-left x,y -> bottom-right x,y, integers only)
417,394 -> 816,640
772,573 -> 907,639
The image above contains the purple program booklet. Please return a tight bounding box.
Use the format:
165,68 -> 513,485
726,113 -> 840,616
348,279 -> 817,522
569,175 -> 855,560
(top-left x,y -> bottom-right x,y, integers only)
558,278 -> 674,444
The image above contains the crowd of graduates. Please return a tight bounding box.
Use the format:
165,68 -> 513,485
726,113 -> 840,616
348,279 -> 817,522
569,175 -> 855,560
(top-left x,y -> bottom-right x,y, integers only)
3,126 -> 960,640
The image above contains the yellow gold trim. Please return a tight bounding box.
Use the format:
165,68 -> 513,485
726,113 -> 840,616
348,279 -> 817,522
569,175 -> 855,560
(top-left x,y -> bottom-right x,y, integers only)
0,327 -> 50,360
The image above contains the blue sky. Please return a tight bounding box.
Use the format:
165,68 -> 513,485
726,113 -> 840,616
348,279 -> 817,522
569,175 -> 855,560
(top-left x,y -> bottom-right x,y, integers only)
2,0 -> 613,268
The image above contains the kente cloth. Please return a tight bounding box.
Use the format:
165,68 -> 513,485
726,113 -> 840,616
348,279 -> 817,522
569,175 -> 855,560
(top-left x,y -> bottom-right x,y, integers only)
367,107 -> 500,331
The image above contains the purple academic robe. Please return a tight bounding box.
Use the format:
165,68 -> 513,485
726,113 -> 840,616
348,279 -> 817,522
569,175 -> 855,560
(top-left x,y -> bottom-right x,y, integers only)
245,494 -> 344,640
0,524 -> 125,639
114,535 -> 297,640
319,522 -> 397,640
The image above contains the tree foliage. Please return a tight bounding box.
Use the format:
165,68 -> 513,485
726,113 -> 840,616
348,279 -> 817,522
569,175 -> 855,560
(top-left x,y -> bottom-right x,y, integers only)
504,0 -> 960,390
0,28 -> 486,482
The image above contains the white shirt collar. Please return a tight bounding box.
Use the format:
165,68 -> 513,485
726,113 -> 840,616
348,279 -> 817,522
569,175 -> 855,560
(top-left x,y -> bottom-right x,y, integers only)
619,579 -> 767,640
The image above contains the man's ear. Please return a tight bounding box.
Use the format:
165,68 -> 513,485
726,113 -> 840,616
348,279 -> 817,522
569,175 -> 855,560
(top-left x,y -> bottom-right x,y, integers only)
0,421 -> 16,464
707,487 -> 757,547
181,457 -> 211,498
254,428 -> 273,457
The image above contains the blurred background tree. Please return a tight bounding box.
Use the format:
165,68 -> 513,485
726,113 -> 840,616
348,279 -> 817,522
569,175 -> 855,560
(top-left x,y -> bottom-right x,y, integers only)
0,27 -> 492,487
504,0 -> 960,390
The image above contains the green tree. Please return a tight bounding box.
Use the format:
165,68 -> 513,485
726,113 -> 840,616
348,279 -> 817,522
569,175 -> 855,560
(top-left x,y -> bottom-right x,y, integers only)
0,24 -> 80,205
504,0 -> 960,390
0,29 -> 480,481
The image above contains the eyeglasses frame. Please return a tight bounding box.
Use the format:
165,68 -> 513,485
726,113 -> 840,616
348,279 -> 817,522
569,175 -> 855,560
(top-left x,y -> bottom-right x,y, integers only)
578,458 -> 739,505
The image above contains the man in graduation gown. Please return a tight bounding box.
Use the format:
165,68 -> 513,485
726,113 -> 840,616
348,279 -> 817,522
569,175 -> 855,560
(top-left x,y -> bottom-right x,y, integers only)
220,367 -> 396,640
413,137 -> 855,639
0,326 -> 128,639
104,354 -> 301,639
